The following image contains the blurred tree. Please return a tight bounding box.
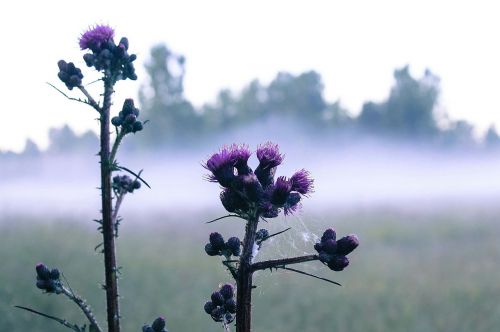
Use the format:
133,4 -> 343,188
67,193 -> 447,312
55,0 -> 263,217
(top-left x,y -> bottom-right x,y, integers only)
359,66 -> 440,141
47,125 -> 98,154
21,139 -> 41,157
138,44 -> 201,147
439,120 -> 475,149
484,125 -> 500,149
267,71 -> 327,125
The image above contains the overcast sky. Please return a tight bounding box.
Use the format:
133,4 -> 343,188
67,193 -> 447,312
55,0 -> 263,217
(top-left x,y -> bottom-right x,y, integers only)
1,0 -> 499,152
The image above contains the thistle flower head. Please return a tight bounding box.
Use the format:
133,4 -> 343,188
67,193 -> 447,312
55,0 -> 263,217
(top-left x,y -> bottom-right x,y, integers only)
256,142 -> 283,168
232,144 -> 252,175
79,25 -> 115,51
270,176 -> 292,206
204,146 -> 237,187
290,169 -> 314,195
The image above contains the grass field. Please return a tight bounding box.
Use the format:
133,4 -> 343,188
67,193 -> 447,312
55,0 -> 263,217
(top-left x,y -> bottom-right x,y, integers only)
2,205 -> 500,332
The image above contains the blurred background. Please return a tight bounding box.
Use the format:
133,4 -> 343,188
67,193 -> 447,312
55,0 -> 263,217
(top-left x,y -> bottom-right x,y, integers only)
1,1 -> 500,331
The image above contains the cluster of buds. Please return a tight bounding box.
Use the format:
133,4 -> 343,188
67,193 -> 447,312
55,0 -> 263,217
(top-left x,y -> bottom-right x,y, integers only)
142,317 -> 168,332
111,99 -> 143,133
112,174 -> 141,195
255,228 -> 269,246
57,60 -> 83,90
79,25 -> 137,80
205,232 -> 241,257
204,284 -> 236,323
314,229 -> 359,271
205,142 -> 314,218
35,263 -> 62,294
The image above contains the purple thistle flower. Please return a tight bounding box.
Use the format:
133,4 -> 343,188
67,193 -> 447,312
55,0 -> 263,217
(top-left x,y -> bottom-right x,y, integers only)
256,142 -> 284,168
255,142 -> 283,187
232,144 -> 252,175
204,146 -> 237,187
270,176 -> 292,206
79,25 -> 115,51
290,169 -> 314,195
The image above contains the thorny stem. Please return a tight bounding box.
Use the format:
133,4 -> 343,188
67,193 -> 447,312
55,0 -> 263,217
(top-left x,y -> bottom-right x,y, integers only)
235,213 -> 259,332
78,86 -> 100,112
14,306 -> 82,332
110,130 -> 125,166
112,193 -> 125,226
61,286 -> 103,332
251,254 -> 319,272
100,76 -> 121,332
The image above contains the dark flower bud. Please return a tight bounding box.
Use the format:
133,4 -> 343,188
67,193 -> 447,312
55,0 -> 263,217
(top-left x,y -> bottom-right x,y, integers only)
132,180 -> 141,190
119,37 -> 129,50
50,268 -> 60,280
224,298 -> 236,313
284,192 -> 301,214
314,242 -> 323,253
122,98 -> 135,112
36,279 -> 48,290
125,114 -> 137,125
57,71 -> 69,82
321,228 -> 337,242
220,189 -> 248,213
209,232 -> 225,250
225,237 -> 241,256
211,307 -> 225,322
219,284 -> 234,299
323,239 -> 337,255
318,251 -> 331,263
204,301 -> 215,314
256,229 -> 269,240
327,255 -> 349,271
211,291 -> 225,306
36,263 -> 51,280
132,121 -> 143,132
151,317 -> 166,332
237,174 -> 263,202
128,72 -> 138,80
129,54 -> 137,62
111,116 -> 123,126
204,243 -> 219,256
83,53 -> 95,67
336,234 -> 359,256
57,60 -> 68,71
225,312 -> 234,323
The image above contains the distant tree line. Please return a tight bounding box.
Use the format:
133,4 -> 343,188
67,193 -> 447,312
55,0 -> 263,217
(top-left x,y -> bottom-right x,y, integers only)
7,43 -> 500,157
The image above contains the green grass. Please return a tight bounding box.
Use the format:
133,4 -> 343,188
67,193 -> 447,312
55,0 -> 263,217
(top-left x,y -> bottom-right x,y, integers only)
2,206 -> 500,332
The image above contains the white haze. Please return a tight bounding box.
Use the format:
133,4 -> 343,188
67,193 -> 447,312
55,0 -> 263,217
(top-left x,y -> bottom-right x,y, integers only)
1,139 -> 499,220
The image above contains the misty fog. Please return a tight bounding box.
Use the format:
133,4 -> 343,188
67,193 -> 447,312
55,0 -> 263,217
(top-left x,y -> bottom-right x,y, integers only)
2,137 -> 499,219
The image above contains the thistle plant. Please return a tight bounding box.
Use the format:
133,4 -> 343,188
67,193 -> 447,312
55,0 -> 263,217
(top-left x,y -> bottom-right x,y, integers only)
16,25 -> 166,332
204,142 -> 359,332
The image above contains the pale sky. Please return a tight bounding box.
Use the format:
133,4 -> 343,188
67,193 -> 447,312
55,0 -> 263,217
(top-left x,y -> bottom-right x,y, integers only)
1,0 -> 499,152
